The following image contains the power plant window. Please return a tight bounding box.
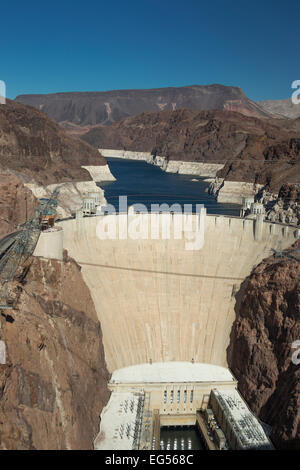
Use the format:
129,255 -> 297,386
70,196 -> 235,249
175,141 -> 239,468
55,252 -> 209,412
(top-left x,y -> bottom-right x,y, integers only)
177,390 -> 180,403
190,390 -> 194,403
163,390 -> 167,404
170,390 -> 174,404
184,390 -> 187,403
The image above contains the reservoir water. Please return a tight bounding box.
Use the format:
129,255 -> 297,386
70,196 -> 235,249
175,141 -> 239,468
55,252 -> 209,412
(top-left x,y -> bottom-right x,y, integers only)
99,158 -> 240,215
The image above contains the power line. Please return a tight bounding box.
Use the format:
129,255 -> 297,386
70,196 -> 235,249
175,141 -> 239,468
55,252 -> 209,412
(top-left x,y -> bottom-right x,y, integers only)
77,261 -> 244,281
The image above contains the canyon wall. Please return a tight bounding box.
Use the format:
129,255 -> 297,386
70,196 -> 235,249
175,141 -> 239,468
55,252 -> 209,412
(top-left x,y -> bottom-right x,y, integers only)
0,99 -> 114,218
0,253 -> 110,449
0,173 -> 37,238
228,241 -> 300,449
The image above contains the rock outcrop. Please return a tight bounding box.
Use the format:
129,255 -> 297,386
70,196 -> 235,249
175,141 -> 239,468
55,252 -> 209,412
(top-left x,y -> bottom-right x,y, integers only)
82,109 -> 271,162
257,183 -> 300,226
228,241 -> 300,449
24,180 -> 107,220
0,99 -> 106,185
259,99 -> 300,119
208,177 -> 264,204
0,173 -> 37,238
0,252 -> 110,449
0,99 -> 113,217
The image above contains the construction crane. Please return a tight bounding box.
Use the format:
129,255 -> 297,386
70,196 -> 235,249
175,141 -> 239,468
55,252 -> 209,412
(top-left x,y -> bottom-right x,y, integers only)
0,189 -> 59,310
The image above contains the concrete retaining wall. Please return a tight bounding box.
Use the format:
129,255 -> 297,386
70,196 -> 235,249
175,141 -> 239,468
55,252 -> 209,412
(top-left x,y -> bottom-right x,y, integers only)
33,228 -> 63,260
82,164 -> 116,182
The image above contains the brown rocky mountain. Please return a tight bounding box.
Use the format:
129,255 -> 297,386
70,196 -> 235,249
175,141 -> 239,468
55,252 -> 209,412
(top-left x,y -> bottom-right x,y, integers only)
228,241 -> 300,450
0,100 -> 111,449
15,84 -> 272,128
0,252 -> 110,449
81,108 -> 300,192
0,99 -> 106,186
0,173 -> 37,238
217,133 -> 300,192
259,99 -> 300,119
257,183 -> 300,226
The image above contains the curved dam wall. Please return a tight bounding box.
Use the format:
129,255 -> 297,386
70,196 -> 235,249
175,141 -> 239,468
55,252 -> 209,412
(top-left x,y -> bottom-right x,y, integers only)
58,214 -> 299,373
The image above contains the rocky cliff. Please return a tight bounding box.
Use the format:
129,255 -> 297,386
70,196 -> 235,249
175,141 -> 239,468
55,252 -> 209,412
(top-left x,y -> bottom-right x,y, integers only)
0,252 -> 110,449
217,135 -> 300,193
0,102 -> 111,449
257,183 -> 300,226
0,173 -> 37,238
0,99 -> 106,185
0,99 -> 113,218
228,242 -> 300,449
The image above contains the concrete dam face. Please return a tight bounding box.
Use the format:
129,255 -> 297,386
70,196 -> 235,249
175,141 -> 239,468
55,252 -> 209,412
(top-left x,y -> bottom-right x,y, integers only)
58,213 -> 298,373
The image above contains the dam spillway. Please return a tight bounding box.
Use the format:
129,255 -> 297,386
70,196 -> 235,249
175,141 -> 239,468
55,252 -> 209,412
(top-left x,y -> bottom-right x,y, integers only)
58,212 -> 298,373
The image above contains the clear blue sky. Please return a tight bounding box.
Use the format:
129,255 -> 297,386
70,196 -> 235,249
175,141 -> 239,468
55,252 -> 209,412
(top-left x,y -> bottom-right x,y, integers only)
1,0 -> 299,101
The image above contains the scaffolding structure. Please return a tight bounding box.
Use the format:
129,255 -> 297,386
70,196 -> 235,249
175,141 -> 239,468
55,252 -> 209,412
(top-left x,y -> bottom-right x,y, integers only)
0,190 -> 59,309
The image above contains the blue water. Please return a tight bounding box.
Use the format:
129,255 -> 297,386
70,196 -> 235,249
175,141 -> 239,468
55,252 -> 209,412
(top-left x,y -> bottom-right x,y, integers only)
98,158 -> 240,215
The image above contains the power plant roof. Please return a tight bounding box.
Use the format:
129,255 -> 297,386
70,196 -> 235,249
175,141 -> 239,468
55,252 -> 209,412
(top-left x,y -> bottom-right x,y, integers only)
211,389 -> 273,450
111,362 -> 236,384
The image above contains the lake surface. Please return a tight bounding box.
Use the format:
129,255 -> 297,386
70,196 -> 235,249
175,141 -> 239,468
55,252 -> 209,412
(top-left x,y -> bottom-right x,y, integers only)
99,158 -> 240,215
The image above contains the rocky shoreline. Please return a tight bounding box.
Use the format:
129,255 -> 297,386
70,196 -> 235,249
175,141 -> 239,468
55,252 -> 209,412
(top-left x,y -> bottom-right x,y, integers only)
208,177 -> 263,204
228,240 -> 300,449
23,164 -> 115,219
99,149 -> 225,178
0,99 -> 117,220
100,149 -> 300,222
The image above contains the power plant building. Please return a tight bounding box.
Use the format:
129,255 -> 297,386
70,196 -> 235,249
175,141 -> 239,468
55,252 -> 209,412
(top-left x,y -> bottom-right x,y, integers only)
208,389 -> 273,450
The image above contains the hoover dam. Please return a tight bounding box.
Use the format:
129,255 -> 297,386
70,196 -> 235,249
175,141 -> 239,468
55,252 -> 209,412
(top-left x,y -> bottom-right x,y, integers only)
54,211 -> 298,372
31,207 -> 299,450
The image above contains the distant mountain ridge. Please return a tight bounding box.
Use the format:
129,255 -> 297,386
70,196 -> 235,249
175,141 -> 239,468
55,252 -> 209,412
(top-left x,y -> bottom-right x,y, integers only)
15,84 -> 273,127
